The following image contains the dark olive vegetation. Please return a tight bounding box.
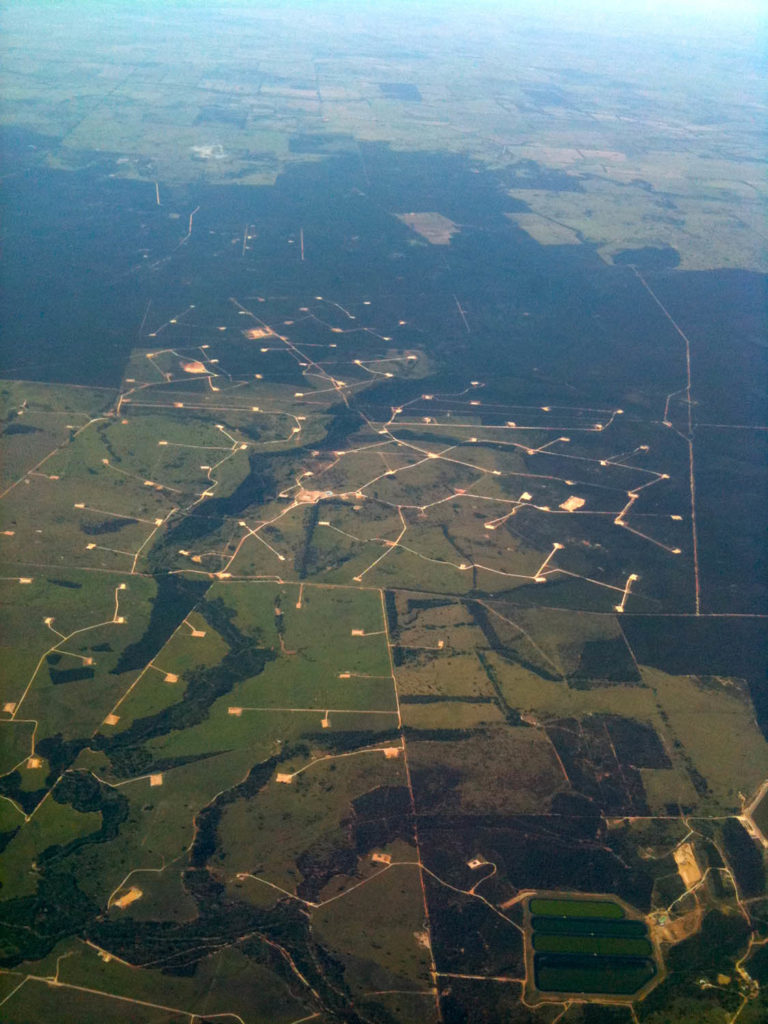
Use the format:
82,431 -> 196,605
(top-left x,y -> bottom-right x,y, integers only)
535,954 -> 655,994
384,590 -> 399,637
752,790 -> 768,840
569,638 -> 642,686
0,828 -> 19,855
570,1008 -> 635,1024
0,871 -> 98,967
545,718 -> 652,816
48,666 -> 95,685
190,755 -> 281,867
2,422 -> 42,434
0,771 -> 47,815
441,976 -> 542,1023
351,785 -> 414,857
295,503 -> 319,578
378,83 -> 423,100
604,717 -> 671,769
0,774 -> 126,965
637,911 -> 751,1020
622,615 -> 768,740
46,577 -> 83,589
746,941 -> 768,985
79,516 -> 138,535
300,728 -> 401,753
289,132 -> 354,154
720,818 -> 765,898
613,246 -> 681,270
420,818 -> 654,911
425,874 -> 525,978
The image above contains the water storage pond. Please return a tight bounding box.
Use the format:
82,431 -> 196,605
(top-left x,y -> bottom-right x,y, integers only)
527,895 -> 657,997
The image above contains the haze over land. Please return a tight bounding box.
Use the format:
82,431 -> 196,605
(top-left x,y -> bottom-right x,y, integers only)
0,3 -> 766,1023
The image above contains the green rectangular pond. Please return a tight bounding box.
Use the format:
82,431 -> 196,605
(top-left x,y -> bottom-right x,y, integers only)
535,954 -> 656,995
529,898 -> 625,919
533,933 -> 653,957
532,917 -> 647,938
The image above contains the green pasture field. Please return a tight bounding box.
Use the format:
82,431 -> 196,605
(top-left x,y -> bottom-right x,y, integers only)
0,425 -> 178,573
218,581 -> 394,682
0,380 -> 115,487
0,720 -> 35,776
62,747 -> 265,903
110,864 -> 198,924
492,656 -> 651,717
140,699 -> 394,761
12,577 -> 160,745
640,767 -> 700,814
490,651 -> 762,813
0,799 -> 24,833
354,544 -> 474,595
0,981 -> 183,1024
641,667 -> 768,813
0,573 -> 157,732
401,700 -> 504,729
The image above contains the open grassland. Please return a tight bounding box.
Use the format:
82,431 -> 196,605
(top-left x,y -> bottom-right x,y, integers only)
0,381 -> 115,488
217,747 -> 406,894
312,862 -> 433,990
56,942 -> 310,1024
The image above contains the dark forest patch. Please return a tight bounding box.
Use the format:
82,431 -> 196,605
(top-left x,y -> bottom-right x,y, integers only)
425,874 -> 524,977
720,818 -> 765,898
80,516 -> 137,535
570,637 -> 642,686
605,716 -> 671,769
49,665 -> 95,685
546,717 -> 651,815
621,616 -> 768,740
3,422 -> 41,434
419,817 -> 653,911
111,574 -> 209,675
613,245 -> 680,270
378,83 -> 422,101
